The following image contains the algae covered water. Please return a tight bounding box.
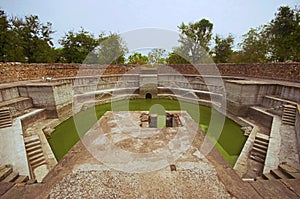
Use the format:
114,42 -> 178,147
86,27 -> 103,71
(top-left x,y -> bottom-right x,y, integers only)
47,99 -> 246,166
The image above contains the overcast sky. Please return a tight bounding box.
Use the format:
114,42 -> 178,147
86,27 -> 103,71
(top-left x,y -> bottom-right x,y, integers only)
1,0 -> 298,48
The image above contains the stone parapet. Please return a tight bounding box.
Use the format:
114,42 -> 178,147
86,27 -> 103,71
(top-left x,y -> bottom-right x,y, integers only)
0,62 -> 299,83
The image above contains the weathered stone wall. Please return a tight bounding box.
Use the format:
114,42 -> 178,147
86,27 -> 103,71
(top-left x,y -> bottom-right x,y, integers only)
0,62 -> 299,83
161,63 -> 300,82
0,86 -> 19,102
0,63 -> 138,83
296,105 -> 300,163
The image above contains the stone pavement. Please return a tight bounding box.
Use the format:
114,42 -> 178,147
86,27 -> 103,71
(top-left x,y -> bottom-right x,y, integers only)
2,111 -> 260,198
0,117 -> 30,176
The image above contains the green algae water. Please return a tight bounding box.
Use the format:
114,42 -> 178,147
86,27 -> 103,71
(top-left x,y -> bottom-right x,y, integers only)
47,99 -> 246,166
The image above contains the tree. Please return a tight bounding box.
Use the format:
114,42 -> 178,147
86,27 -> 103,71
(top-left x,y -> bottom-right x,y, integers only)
166,47 -> 190,64
16,15 -> 55,63
0,10 -> 10,62
238,27 -> 269,63
127,52 -> 148,64
178,19 -> 213,63
147,48 -> 166,65
0,11 -> 55,62
213,34 -> 234,63
5,17 -> 27,62
95,34 -> 127,64
266,6 -> 300,61
59,28 -> 99,63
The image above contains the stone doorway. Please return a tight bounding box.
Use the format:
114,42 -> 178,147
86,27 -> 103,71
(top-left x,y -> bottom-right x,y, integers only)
145,93 -> 152,99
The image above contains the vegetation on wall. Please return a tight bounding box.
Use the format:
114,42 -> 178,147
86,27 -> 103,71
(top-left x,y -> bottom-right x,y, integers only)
0,5 -> 299,64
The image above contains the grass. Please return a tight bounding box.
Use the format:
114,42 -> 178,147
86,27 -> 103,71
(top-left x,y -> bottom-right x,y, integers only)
48,99 -> 246,166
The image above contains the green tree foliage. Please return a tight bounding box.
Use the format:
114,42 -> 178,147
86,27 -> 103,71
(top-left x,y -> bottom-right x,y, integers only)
59,29 -> 99,63
213,34 -> 234,63
166,47 -> 190,64
21,15 -> 55,63
266,6 -> 300,61
127,52 -> 148,64
94,34 -> 127,64
0,10 -> 10,62
60,30 -> 127,64
147,48 -> 166,65
178,19 -> 213,63
0,10 -> 55,63
235,6 -> 299,63
238,27 -> 269,63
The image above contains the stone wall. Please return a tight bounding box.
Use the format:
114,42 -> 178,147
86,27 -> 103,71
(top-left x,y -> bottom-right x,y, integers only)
296,105 -> 300,163
0,86 -> 19,102
0,63 -> 138,83
0,62 -> 299,83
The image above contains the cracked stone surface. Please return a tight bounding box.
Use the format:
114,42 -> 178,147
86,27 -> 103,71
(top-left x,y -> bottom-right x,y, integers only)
49,111 -> 232,198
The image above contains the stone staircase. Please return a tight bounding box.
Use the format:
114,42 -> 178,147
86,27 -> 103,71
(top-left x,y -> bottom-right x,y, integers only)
0,165 -> 29,183
0,97 -> 33,117
0,165 -> 29,196
24,135 -> 46,170
0,107 -> 12,129
250,133 -> 269,164
256,164 -> 299,181
282,104 -> 297,126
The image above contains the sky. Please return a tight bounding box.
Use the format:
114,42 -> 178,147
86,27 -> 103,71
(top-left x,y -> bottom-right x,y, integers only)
0,0 -> 298,49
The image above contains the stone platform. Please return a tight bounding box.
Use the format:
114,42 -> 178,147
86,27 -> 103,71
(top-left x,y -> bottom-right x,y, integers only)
1,111 -> 260,198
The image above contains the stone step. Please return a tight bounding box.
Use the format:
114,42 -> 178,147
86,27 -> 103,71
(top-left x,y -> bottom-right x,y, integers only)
285,109 -> 297,113
270,169 -> 291,179
0,119 -> 12,125
282,115 -> 296,120
26,145 -> 42,153
282,118 -> 295,123
251,151 -> 266,159
31,160 -> 46,169
0,97 -> 33,111
283,110 -> 296,115
27,148 -> 43,157
0,107 -> 10,111
282,120 -> 295,126
262,173 -> 277,180
0,112 -> 11,118
0,167 -> 13,182
256,133 -> 270,142
250,154 -> 265,163
252,147 -> 267,155
283,111 -> 296,117
31,157 -> 46,167
278,164 -> 299,179
254,139 -> 269,147
25,140 -> 41,149
0,115 -> 12,120
24,135 -> 40,144
279,164 -> 300,173
2,172 -> 19,183
0,123 -> 13,129
284,104 -> 297,109
14,175 -> 29,183
28,153 -> 44,162
0,117 -> 12,122
0,112 -> 10,116
0,109 -> 10,112
253,142 -> 268,151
